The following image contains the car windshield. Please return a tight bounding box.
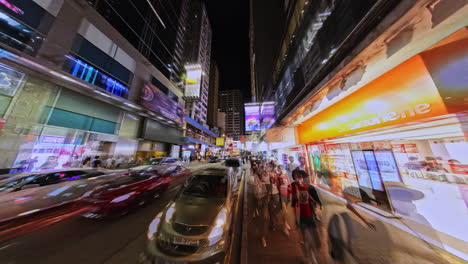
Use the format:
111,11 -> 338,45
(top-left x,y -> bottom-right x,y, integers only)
183,175 -> 227,198
225,159 -> 241,167
0,175 -> 40,192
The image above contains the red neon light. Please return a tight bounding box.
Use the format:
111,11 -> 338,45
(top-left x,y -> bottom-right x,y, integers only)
0,0 -> 24,15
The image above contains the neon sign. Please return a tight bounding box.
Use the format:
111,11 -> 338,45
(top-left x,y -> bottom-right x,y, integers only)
64,55 -> 129,98
0,0 -> 24,15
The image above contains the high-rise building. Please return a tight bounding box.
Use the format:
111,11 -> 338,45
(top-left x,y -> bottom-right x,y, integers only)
207,60 -> 219,129
249,0 -> 286,102
0,0 -> 191,169
88,0 -> 187,85
219,90 -> 243,140
183,0 -> 212,125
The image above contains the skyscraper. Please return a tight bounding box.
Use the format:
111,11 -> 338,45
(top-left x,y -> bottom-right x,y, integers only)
219,90 -> 244,140
182,0 -> 212,126
207,60 -> 219,129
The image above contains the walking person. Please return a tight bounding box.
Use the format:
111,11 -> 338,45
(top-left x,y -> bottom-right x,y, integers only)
253,169 -> 269,247
91,156 -> 102,168
291,171 -> 322,264
270,165 -> 292,236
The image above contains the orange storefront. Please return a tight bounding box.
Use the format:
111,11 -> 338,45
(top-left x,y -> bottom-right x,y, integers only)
295,30 -> 468,253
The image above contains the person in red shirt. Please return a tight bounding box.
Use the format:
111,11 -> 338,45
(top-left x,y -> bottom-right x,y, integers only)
291,170 -> 322,263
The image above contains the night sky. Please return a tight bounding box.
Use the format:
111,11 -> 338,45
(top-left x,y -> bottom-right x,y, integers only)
204,0 -> 251,101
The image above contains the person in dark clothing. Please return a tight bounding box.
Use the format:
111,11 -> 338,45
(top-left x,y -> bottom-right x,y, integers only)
91,156 -> 102,168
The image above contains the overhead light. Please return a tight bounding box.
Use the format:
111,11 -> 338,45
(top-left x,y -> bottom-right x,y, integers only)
94,90 -> 112,98
124,102 -> 139,109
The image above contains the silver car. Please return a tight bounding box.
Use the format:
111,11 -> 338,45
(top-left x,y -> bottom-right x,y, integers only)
141,167 -> 238,264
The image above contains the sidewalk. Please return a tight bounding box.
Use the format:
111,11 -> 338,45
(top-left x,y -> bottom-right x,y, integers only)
240,166 -> 464,264
241,168 -> 311,264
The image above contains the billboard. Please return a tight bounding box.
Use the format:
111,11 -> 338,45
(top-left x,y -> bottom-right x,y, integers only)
261,101 -> 276,129
184,64 -> 202,99
245,103 -> 261,131
216,137 -> 225,146
140,81 -> 185,125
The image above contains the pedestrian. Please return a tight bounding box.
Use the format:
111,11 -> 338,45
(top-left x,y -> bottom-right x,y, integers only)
82,156 -> 91,167
286,156 -> 299,181
270,165 -> 291,236
91,156 -> 102,168
104,155 -> 115,169
291,170 -> 322,264
115,156 -> 124,168
253,170 -> 269,247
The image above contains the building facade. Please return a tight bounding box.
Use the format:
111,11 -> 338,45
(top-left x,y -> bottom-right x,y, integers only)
0,0 -> 190,171
251,0 -> 468,262
219,90 -> 244,140
207,60 -> 219,129
183,0 -> 212,126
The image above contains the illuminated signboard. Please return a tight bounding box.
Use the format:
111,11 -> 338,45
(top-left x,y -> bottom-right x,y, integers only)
297,55 -> 448,144
0,0 -> 23,15
261,101 -> 276,129
184,64 -> 202,99
63,55 -> 129,99
0,62 -> 25,96
216,137 -> 225,146
140,81 -> 185,126
245,103 -> 261,132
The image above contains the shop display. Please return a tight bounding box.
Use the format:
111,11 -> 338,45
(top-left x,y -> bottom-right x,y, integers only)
363,151 -> 384,191
351,151 -> 373,189
375,150 -> 402,182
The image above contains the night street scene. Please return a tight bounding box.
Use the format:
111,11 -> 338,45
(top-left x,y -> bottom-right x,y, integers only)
0,0 -> 466,264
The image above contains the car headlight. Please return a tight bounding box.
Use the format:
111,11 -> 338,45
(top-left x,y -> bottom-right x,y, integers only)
208,208 -> 227,246
165,203 -> 176,224
110,192 -> 135,203
147,212 -> 163,240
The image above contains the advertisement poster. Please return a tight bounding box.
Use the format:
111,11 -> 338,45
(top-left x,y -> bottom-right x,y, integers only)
375,150 -> 402,182
216,137 -> 225,146
309,144 -> 331,188
363,151 -> 384,191
245,103 -> 261,131
261,102 -> 276,129
0,62 -> 25,96
351,151 -> 373,189
225,137 -> 234,151
404,144 -> 418,153
391,144 -> 406,153
184,64 -> 202,98
140,81 -> 185,125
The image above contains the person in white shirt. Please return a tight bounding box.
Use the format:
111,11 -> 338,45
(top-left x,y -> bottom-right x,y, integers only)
286,156 -> 299,181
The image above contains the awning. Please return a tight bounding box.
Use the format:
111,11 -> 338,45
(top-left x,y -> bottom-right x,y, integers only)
183,137 -> 216,148
185,116 -> 219,138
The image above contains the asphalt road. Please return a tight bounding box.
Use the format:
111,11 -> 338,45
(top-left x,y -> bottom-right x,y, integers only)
0,162 -> 218,264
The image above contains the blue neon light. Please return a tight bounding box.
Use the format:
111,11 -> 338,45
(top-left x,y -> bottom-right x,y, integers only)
64,55 -> 129,98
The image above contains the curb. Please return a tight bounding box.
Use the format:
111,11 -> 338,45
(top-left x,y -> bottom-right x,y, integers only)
240,166 -> 250,264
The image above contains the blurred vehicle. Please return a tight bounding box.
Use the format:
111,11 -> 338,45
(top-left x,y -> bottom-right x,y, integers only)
141,167 -> 238,264
208,156 -> 220,163
82,165 -> 191,218
150,157 -> 182,166
0,174 -> 117,242
224,158 -> 243,182
0,169 -> 106,193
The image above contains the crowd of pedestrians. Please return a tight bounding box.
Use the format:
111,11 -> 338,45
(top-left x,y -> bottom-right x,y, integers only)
251,158 -> 323,264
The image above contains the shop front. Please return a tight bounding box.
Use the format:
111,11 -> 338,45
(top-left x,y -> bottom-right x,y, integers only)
138,118 -> 184,160
0,62 -> 126,172
296,33 -> 468,258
